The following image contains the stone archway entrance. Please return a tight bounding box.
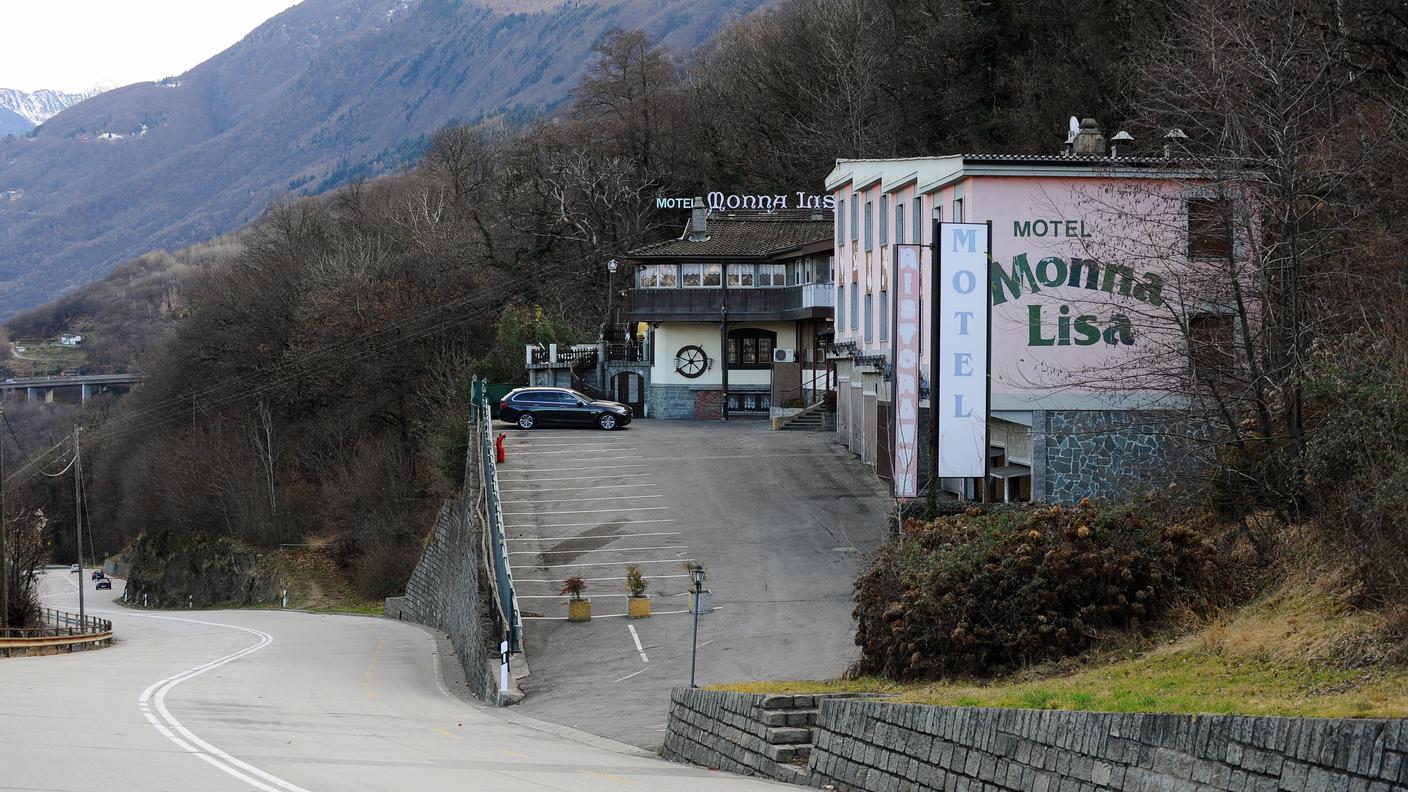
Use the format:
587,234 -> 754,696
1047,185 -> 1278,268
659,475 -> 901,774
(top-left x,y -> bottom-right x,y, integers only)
610,371 -> 646,417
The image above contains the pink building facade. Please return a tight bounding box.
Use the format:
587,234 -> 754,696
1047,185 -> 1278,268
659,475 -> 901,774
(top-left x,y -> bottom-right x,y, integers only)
825,146 -> 1229,503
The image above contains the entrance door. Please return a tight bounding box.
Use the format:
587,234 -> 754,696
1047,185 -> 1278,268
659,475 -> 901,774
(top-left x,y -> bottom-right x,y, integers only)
610,372 -> 646,417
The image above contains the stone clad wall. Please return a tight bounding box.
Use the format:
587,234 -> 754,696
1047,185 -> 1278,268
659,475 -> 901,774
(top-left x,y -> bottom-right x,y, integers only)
1035,410 -> 1197,504
663,688 -> 1408,791
663,688 -> 822,785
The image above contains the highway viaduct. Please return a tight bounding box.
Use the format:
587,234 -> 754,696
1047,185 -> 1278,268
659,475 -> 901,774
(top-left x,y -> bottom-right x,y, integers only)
0,373 -> 140,404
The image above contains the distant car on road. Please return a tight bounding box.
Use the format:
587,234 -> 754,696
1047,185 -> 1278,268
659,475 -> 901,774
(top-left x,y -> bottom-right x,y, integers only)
95,578 -> 112,590
69,564 -> 79,573
90,569 -> 105,580
498,387 -> 632,430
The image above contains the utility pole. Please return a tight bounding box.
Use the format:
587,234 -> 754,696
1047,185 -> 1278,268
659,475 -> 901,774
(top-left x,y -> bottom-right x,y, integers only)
1,409 -> 7,635
74,426 -> 83,623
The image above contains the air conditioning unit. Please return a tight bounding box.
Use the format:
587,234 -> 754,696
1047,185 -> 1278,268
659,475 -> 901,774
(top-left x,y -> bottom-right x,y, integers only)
773,348 -> 797,363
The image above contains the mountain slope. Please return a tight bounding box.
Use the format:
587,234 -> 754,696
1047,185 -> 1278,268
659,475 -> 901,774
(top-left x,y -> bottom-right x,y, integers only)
0,0 -> 765,316
0,108 -> 29,136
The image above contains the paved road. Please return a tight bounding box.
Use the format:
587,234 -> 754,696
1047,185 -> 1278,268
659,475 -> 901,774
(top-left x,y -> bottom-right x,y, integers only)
2,569 -> 788,792
498,420 -> 890,749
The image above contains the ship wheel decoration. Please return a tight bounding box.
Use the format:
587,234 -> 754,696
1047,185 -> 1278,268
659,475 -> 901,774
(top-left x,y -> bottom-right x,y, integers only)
674,345 -> 709,378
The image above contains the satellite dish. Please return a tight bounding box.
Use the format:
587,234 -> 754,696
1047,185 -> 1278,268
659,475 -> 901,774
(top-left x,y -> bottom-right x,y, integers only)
1066,116 -> 1080,143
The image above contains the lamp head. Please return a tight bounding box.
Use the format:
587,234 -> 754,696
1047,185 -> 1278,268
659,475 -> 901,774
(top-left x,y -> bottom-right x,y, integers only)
689,564 -> 706,589
607,258 -> 619,274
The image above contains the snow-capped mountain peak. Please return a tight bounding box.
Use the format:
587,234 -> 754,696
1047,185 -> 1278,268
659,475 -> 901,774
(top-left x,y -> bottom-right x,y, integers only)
0,87 -> 105,127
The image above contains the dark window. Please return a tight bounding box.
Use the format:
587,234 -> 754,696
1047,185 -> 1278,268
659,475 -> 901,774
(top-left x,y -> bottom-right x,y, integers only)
895,202 -> 905,248
879,195 -> 889,246
1188,313 -> 1236,380
727,328 -> 778,369
851,193 -> 859,241
913,197 -> 923,244
864,293 -> 873,343
879,289 -> 889,342
837,284 -> 846,329
1188,198 -> 1233,258
838,198 -> 846,243
864,199 -> 873,251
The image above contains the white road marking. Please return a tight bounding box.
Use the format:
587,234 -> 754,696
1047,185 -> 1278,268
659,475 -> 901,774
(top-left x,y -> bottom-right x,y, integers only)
128,613 -> 311,792
498,483 -> 655,493
501,494 -> 664,505
507,532 -> 681,542
510,448 -> 639,455
517,593 -> 634,599
516,574 -> 690,583
504,519 -> 675,530
627,624 -> 648,663
527,558 -> 687,569
523,609 -> 691,620
502,506 -> 669,516
612,668 -> 649,684
508,545 -> 688,556
497,471 -> 652,480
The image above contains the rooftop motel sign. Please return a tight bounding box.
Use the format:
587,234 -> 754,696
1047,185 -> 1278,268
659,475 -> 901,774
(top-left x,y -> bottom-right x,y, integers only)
655,193 -> 836,211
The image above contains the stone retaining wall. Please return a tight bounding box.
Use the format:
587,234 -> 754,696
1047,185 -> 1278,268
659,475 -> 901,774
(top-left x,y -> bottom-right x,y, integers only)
663,688 -> 1408,791
662,688 -> 822,784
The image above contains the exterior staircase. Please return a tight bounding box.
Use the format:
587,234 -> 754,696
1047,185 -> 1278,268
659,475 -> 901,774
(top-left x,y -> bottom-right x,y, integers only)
778,405 -> 835,432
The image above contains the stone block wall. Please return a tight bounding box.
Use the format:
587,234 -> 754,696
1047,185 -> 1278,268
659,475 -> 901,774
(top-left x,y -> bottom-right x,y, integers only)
647,384 -> 695,418
1034,410 -> 1199,504
663,689 -> 1408,792
392,502 -> 494,701
663,688 -> 822,784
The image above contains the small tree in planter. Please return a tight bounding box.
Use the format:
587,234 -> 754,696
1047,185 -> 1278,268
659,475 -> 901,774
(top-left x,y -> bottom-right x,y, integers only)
625,563 -> 650,618
561,575 -> 591,621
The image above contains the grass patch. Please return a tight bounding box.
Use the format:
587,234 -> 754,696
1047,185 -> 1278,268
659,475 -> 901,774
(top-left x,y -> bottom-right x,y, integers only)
274,545 -> 385,615
713,585 -> 1408,718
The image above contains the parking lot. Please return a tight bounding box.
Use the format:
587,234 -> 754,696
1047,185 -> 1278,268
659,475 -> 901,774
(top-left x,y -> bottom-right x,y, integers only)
495,419 -> 889,749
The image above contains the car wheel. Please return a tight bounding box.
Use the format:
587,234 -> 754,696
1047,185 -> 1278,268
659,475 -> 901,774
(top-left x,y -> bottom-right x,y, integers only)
517,413 -> 536,430
597,413 -> 617,430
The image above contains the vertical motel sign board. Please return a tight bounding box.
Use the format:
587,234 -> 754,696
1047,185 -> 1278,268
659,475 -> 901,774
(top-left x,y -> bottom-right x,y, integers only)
890,245 -> 924,497
936,222 -> 991,486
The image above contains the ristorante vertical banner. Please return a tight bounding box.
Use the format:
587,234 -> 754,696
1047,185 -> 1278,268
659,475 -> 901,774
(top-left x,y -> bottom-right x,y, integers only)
936,222 -> 991,478
890,244 -> 924,498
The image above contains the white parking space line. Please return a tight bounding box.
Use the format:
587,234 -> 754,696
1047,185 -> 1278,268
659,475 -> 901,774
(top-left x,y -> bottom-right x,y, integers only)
511,448 -> 639,455
612,668 -> 649,684
501,494 -> 664,505
517,574 -> 690,583
523,609 -> 690,620
497,470 -> 652,479
517,593 -> 636,599
507,532 -> 681,542
502,506 -> 670,516
498,483 -> 655,493
528,559 -> 689,569
628,624 -> 649,663
507,545 -> 688,556
504,518 -> 675,530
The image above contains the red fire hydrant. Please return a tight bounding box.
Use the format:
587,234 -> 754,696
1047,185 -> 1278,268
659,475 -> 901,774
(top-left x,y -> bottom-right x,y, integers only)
495,433 -> 507,464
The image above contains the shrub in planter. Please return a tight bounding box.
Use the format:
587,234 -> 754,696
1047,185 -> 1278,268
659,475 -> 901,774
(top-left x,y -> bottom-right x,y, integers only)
562,575 -> 591,621
851,500 -> 1216,680
625,563 -> 650,618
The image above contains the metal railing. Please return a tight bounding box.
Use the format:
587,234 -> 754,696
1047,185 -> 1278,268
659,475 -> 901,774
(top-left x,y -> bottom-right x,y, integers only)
475,385 -> 522,653
0,608 -> 112,640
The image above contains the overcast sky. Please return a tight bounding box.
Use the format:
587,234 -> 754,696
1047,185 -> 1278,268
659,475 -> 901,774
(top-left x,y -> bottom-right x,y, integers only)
0,1 -> 299,93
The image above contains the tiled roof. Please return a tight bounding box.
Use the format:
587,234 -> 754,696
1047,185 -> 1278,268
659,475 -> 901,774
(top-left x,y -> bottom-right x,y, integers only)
627,209 -> 833,259
961,153 -> 1194,166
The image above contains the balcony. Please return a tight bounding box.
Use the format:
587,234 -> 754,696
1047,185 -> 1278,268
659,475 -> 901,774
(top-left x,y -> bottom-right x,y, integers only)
629,284 -> 834,323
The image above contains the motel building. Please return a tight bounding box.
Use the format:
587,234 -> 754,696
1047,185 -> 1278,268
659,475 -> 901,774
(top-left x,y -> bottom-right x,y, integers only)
619,204 -> 837,420
828,120 -> 1241,504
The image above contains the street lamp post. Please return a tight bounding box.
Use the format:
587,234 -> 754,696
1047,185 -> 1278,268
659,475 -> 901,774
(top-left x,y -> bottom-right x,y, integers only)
689,564 -> 706,688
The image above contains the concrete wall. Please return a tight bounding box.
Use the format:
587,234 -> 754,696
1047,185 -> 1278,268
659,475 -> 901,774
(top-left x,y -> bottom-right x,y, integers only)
663,688 -> 1408,792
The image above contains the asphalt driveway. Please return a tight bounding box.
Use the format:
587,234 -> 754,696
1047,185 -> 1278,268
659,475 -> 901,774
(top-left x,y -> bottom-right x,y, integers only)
494,419 -> 889,749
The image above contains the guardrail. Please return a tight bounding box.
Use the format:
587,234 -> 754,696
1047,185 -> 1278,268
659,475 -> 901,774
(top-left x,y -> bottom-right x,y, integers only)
0,608 -> 113,654
474,379 -> 522,653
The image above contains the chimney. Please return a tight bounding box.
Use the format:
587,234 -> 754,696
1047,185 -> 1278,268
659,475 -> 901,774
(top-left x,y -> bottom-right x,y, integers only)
1071,118 -> 1105,156
1163,128 -> 1189,158
1109,130 -> 1134,158
689,197 -> 709,241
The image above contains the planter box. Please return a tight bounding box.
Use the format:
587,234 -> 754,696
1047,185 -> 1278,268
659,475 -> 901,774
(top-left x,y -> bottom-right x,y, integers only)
688,589 -> 714,614
628,596 -> 651,619
568,599 -> 592,622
